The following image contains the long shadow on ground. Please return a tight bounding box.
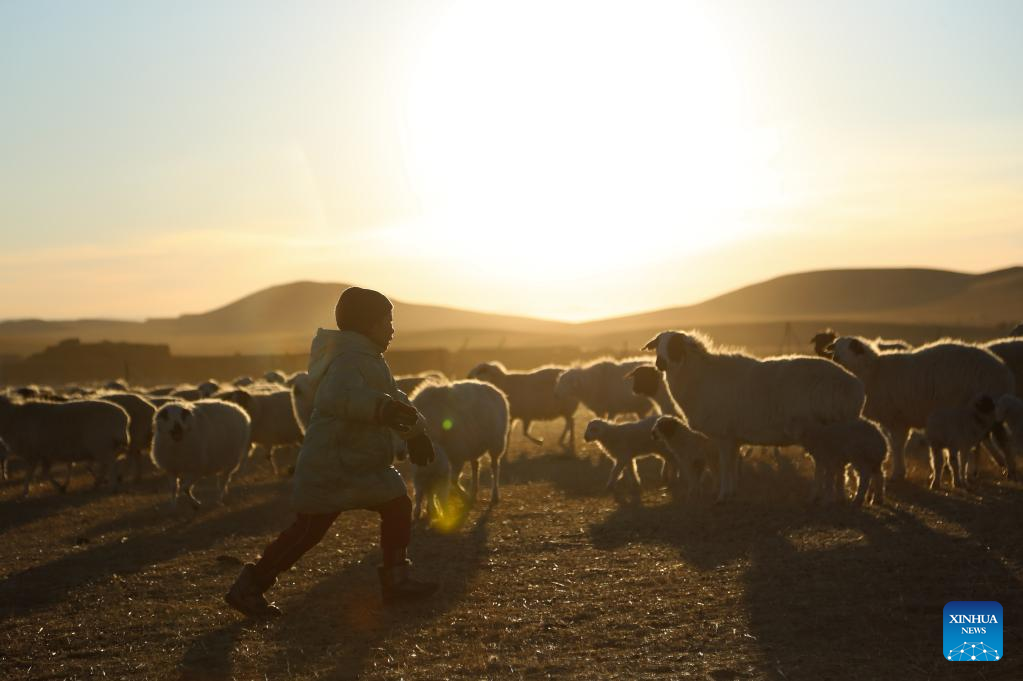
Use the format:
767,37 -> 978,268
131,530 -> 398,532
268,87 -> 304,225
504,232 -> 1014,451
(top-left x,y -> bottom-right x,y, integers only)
179,506 -> 493,681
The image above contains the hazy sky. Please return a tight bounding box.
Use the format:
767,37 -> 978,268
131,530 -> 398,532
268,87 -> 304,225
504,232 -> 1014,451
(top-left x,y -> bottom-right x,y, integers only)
2,0 -> 1022,322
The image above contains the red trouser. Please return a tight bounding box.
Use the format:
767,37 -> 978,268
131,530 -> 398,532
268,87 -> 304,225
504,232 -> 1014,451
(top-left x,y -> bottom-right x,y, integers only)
251,495 -> 412,589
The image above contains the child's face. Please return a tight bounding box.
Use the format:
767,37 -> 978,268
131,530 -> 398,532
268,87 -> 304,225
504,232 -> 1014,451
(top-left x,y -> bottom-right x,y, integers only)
367,310 -> 395,351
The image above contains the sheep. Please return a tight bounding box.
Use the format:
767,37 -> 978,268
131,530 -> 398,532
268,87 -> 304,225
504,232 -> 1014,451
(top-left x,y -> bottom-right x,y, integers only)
650,415 -> 719,500
555,357 -> 659,421
924,394 -> 999,490
395,371 -> 447,396
216,388 -> 303,477
584,416 -> 678,498
148,396 -> 185,408
0,395 -> 129,497
289,371 -> 315,433
811,329 -> 911,359
171,386 -> 204,401
263,370 -> 288,385
829,336 -> 1015,481
233,376 -> 255,387
410,379 -> 510,503
996,394 -> 1023,462
799,418 -> 888,506
467,361 -> 578,451
625,363 -> 682,416
1010,323 -> 1023,337
104,379 -> 129,392
397,441 -> 454,523
645,330 -> 866,502
146,385 -> 178,397
98,392 -> 157,483
196,380 -> 222,398
150,399 -> 251,509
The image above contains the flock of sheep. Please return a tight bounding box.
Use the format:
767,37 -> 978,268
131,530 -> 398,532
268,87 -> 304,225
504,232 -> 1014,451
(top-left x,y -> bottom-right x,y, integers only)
2,323 -> 1023,522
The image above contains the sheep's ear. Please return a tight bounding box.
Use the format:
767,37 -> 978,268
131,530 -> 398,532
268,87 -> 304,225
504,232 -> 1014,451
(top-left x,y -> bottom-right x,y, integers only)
642,336 -> 659,351
849,338 -> 866,355
666,334 -> 686,363
624,367 -> 639,379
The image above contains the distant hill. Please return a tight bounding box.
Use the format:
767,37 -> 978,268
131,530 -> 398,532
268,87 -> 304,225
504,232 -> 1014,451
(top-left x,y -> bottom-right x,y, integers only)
1,268 -> 1020,356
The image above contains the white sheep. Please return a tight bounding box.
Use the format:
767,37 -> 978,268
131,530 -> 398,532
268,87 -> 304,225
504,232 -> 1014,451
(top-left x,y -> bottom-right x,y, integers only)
555,357 -> 658,421
645,330 -> 866,502
584,416 -> 678,498
263,370 -> 288,385
98,392 -> 157,483
650,415 -> 719,500
0,395 -> 130,497
216,388 -> 303,477
811,329 -> 911,358
411,379 -> 510,503
924,394 -> 998,490
0,436 -> 9,481
625,364 -> 681,416
800,418 -> 888,506
150,399 -> 251,509
829,336 -> 1015,480
467,362 -> 577,451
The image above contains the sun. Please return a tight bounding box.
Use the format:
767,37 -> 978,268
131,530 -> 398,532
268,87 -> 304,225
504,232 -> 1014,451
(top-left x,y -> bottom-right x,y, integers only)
399,0 -> 778,278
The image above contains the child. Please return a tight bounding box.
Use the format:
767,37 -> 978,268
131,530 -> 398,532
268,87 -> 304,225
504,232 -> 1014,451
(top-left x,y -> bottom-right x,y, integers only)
226,287 -> 438,617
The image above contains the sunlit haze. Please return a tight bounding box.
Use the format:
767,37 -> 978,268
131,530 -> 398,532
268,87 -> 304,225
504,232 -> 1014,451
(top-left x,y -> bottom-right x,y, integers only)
2,0 -> 1021,321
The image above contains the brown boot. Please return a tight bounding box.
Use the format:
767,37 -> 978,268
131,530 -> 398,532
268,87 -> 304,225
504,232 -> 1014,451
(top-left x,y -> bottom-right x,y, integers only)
225,564 -> 282,618
377,560 -> 438,604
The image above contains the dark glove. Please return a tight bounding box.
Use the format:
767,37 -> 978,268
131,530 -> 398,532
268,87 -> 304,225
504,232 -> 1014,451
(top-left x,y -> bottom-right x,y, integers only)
407,432 -> 436,466
377,397 -> 418,432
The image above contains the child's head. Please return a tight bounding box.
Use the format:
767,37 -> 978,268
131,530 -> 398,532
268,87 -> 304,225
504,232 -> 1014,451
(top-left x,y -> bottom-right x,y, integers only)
335,287 -> 394,351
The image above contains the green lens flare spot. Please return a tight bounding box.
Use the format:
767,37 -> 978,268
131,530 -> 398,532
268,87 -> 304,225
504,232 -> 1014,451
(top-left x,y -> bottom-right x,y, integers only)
442,418 -> 453,431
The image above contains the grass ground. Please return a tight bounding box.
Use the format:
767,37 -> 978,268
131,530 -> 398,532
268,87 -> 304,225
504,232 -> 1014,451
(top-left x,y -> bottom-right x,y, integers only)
1,420 -> 1021,680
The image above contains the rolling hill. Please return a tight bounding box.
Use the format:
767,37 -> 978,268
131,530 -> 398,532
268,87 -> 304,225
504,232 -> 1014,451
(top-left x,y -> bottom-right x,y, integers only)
1,267 -> 1020,356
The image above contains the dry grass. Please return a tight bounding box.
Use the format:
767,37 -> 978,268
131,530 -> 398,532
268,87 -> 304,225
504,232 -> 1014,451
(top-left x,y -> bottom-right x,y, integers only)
1,420 -> 1022,680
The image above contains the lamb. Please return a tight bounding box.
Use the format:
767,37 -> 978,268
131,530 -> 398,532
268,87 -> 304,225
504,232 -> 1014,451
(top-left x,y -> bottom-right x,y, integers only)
397,441 -> 454,523
467,361 -> 578,450
584,416 -> 677,498
410,379 -> 510,503
216,388 -> 303,476
799,418 -> 888,505
0,395 -> 129,497
150,399 -> 251,509
829,336 -> 1014,480
645,330 -> 866,502
625,364 -> 682,416
811,329 -> 911,358
555,358 -> 658,421
650,415 -> 719,500
98,392 -> 157,483
924,394 -> 998,490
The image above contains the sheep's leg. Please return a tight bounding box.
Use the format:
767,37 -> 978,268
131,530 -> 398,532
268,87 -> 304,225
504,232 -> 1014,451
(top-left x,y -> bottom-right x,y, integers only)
449,461 -> 467,498
888,425 -> 910,481
659,456 -> 677,487
469,458 -> 480,502
928,446 -> 943,490
557,415 -> 574,452
716,440 -> 740,502
982,429 -> 1012,479
851,464 -> 870,506
21,460 -> 39,498
216,471 -> 233,504
521,420 -> 544,446
605,459 -> 627,492
179,475 -> 201,511
808,455 -> 824,503
490,453 -> 501,503
963,447 -> 979,483
950,449 -> 966,489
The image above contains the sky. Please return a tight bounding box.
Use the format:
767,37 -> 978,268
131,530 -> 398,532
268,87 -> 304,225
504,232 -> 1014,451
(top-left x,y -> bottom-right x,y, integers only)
1,0 -> 1022,322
